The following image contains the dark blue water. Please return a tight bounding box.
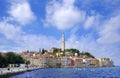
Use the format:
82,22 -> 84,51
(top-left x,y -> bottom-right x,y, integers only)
10,67 -> 120,78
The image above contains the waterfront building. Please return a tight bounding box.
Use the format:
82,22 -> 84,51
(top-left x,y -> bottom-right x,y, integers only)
20,50 -> 114,68
74,58 -> 83,67
73,57 -> 100,68
20,51 -> 42,66
60,57 -> 71,67
74,53 -> 78,57
65,52 -> 74,57
97,58 -> 114,67
86,58 -> 99,67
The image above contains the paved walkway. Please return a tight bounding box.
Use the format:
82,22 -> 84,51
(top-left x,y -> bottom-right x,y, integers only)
0,67 -> 41,75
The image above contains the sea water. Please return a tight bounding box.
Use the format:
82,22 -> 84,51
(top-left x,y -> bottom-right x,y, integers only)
10,67 -> 120,78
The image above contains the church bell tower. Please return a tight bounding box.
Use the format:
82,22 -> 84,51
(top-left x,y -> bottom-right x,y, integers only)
61,33 -> 65,52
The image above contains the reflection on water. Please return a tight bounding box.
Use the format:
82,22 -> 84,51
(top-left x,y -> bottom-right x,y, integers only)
10,67 -> 120,78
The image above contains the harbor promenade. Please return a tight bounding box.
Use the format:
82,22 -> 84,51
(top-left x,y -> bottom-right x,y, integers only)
0,67 -> 42,76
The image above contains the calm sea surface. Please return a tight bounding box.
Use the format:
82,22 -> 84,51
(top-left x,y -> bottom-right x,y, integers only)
10,67 -> 120,78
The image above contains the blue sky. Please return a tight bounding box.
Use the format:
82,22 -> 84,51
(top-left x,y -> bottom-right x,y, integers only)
0,0 -> 120,65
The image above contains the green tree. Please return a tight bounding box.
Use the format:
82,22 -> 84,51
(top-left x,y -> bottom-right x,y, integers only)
71,48 -> 80,56
5,52 -> 25,64
80,52 -> 95,58
0,55 -> 7,68
5,52 -> 16,64
0,52 -> 26,67
41,48 -> 45,54
65,48 -> 80,56
53,48 -> 58,55
65,49 -> 71,52
0,54 -> 2,66
15,54 -> 25,64
25,60 -> 30,64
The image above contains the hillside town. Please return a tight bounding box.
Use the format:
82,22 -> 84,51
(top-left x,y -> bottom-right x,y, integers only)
0,34 -> 114,69
0,34 -> 114,68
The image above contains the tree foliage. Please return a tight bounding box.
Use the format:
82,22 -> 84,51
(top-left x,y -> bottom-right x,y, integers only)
65,48 -> 80,56
80,52 -> 95,58
0,52 -> 25,67
53,48 -> 58,54
25,60 -> 30,64
41,48 -> 47,54
0,54 -> 7,67
5,52 -> 25,64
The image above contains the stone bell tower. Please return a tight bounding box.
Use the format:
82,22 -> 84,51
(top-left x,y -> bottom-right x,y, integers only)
61,33 -> 65,52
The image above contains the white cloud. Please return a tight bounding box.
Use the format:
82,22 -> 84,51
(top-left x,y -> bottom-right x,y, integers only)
19,35 -> 61,51
0,0 -> 61,52
44,0 -> 86,30
84,16 -> 96,29
0,19 -> 61,51
0,29 -> 61,52
0,20 -> 22,40
97,14 -> 120,45
66,33 -> 98,53
8,1 -> 36,25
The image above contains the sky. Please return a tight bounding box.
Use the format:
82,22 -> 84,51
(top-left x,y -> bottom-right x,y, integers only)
0,0 -> 120,65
